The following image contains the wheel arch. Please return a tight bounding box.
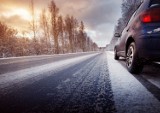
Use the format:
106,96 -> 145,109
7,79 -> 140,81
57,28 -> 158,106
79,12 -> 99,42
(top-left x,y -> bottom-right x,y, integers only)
125,37 -> 135,56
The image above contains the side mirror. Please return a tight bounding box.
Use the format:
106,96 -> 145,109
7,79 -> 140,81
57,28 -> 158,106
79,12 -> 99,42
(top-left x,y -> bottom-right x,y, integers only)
114,33 -> 121,38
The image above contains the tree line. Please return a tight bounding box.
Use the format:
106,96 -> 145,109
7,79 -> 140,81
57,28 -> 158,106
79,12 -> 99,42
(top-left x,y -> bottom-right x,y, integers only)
109,0 -> 141,49
0,0 -> 98,58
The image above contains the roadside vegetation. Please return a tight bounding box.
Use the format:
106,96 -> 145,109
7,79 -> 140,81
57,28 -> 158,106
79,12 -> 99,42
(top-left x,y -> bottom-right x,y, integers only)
0,0 -> 98,58
109,0 -> 141,50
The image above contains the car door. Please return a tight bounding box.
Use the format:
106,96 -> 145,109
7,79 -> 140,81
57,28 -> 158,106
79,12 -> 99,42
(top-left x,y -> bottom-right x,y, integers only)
118,12 -> 136,57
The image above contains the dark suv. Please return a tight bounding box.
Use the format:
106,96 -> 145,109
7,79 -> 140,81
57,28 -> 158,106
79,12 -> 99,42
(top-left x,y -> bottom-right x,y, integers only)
114,0 -> 160,74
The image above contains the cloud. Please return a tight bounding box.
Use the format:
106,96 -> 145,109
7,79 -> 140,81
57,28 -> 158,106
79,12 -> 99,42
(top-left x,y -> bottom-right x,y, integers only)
54,0 -> 122,46
54,0 -> 121,27
0,0 -> 122,47
87,23 -> 116,47
0,15 -> 29,32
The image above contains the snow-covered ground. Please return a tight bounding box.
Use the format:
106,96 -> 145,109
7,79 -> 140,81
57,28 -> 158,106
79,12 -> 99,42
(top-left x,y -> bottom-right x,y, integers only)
0,51 -> 97,60
107,51 -> 160,113
107,51 -> 160,89
0,52 -> 98,65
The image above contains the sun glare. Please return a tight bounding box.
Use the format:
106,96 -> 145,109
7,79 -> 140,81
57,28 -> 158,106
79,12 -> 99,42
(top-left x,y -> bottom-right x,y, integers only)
13,8 -> 32,21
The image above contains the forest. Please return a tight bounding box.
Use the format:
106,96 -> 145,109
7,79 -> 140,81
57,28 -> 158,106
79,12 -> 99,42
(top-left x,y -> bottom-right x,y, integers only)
0,0 -> 98,58
110,0 -> 142,48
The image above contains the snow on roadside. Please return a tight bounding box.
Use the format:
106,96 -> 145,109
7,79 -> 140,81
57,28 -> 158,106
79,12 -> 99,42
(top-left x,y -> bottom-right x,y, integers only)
106,51 -> 160,113
108,51 -> 160,89
0,51 -> 97,60
0,52 -> 98,65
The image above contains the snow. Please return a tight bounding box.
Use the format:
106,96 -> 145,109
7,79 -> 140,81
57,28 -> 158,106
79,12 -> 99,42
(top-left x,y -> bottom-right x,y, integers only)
53,52 -> 116,113
0,53 -> 99,92
1,51 -> 160,113
0,52 -> 97,65
106,51 -> 160,113
108,51 -> 160,89
56,84 -> 63,90
63,78 -> 71,83
0,51 -> 96,60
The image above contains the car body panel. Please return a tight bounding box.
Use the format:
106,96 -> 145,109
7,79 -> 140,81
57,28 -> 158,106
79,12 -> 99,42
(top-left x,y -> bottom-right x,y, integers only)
115,0 -> 160,62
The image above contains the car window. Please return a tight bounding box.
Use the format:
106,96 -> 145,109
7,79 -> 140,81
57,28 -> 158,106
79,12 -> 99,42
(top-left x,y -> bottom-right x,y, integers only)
126,2 -> 143,26
135,1 -> 147,15
126,11 -> 137,26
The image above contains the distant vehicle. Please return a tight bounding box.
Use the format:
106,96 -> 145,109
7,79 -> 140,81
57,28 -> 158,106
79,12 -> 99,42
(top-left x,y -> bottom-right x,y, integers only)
114,0 -> 160,74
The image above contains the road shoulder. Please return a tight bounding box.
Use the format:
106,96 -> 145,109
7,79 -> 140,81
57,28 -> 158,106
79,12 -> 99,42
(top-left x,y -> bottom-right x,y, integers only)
106,51 -> 160,113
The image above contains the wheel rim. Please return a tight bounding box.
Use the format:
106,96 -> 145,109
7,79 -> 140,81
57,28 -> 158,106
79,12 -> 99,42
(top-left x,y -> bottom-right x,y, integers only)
126,46 -> 134,67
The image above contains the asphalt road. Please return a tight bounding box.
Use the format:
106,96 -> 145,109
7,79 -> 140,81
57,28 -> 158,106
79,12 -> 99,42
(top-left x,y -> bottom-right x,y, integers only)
0,52 -> 160,113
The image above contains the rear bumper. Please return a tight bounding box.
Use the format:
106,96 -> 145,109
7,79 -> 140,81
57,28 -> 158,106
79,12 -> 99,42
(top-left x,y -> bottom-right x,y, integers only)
136,34 -> 160,61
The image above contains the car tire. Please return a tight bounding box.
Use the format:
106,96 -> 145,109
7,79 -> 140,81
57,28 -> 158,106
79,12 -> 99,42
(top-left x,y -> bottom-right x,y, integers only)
126,42 -> 143,74
114,48 -> 119,60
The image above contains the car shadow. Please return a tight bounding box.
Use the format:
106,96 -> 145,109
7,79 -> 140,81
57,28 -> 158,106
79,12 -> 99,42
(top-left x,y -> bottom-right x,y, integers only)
118,59 -> 160,102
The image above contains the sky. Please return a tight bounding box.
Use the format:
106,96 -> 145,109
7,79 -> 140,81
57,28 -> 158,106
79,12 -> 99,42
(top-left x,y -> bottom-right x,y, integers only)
0,0 -> 122,47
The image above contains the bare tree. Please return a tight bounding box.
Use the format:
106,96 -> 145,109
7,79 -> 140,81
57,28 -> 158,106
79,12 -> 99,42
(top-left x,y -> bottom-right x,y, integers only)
72,18 -> 78,52
65,15 -> 79,52
30,0 -> 39,55
79,21 -> 86,52
49,0 -> 59,54
31,0 -> 36,41
57,15 -> 65,53
65,15 -> 73,52
0,0 -> 99,57
110,0 -> 141,49
40,9 -> 51,53
0,22 -> 18,57
92,42 -> 98,51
